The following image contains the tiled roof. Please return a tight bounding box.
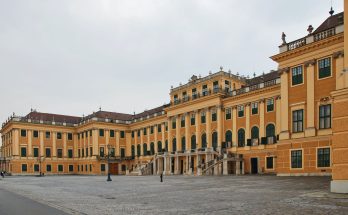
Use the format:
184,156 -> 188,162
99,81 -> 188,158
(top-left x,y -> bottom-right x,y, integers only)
245,70 -> 280,86
313,12 -> 344,34
25,112 -> 81,124
133,104 -> 169,119
85,111 -> 133,121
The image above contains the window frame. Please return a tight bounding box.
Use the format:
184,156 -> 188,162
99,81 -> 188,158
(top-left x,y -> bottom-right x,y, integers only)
237,105 -> 244,118
317,147 -> 330,168
266,98 -> 274,112
251,102 -> 258,115
290,149 -> 303,169
291,65 -> 304,86
318,57 -> 332,80
319,104 -> 331,129
292,109 -> 304,133
225,108 -> 232,120
265,156 -> 274,170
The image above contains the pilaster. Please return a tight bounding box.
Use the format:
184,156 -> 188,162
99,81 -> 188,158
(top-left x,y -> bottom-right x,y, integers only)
305,59 -> 316,137
279,67 -> 290,140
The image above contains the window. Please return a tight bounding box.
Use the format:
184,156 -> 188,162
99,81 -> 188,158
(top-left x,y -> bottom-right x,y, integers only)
137,130 -> 140,137
201,134 -> 207,148
292,109 -> 304,133
251,102 -> 258,115
181,116 -> 185,127
225,80 -> 230,93
121,148 -> 125,158
33,130 -> 39,138
266,157 -> 274,169
251,126 -> 259,140
143,143 -> 148,156
67,133 -> 73,140
100,147 -> 104,157
181,137 -> 186,151
211,110 -> 217,121
292,66 -> 303,85
201,112 -> 206,124
172,119 -> 176,129
157,142 -> 162,153
238,105 -> 244,117
90,147 -> 93,156
22,164 -> 27,172
143,128 -> 147,135
21,129 -> 26,137
165,140 -> 168,152
191,135 -> 196,150
101,164 -> 106,171
90,130 -> 92,136
202,84 -> 208,96
69,165 -> 74,172
225,108 -> 232,120
21,147 -> 27,157
120,131 -> 125,138
172,139 -> 177,152
291,150 -> 302,168
150,126 -> 154,134
182,91 -> 187,101
174,94 -> 179,104
68,149 -> 73,158
266,98 -> 274,112
165,123 -> 168,131
46,164 -> 51,172
191,114 -> 195,125
81,165 -> 83,172
158,124 -> 162,133
213,81 -> 219,93
318,58 -> 331,79
33,148 -> 39,157
192,88 -> 198,99
225,131 -> 232,148
238,129 -> 245,147
46,148 -> 51,157
319,105 -> 331,129
34,164 -> 39,172
132,131 -> 134,138
58,165 -> 63,172
137,144 -> 141,156
110,130 -> 115,137
45,131 -> 50,139
57,149 -> 63,158
99,129 -> 104,137
212,132 -> 218,149
82,149 -> 84,157
78,149 -> 80,158
110,148 -> 115,157
317,148 -> 330,167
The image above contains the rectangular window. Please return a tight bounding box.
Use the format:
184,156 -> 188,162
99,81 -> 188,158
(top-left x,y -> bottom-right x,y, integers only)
202,85 -> 208,96
21,147 -> 27,157
33,148 -> 39,157
318,58 -> 331,79
150,126 -> 154,134
46,164 -> 51,172
68,149 -> 73,158
78,149 -> 80,158
212,110 -> 217,121
120,131 -> 125,138
69,165 -> 74,172
131,131 -> 134,138
165,123 -> 168,131
58,165 -> 63,172
85,147 -> 88,157
251,102 -> 258,115
57,149 -> 63,158
21,129 -> 26,137
90,147 -> 93,156
143,128 -> 147,135
213,81 -> 219,93
99,129 -> 104,137
292,66 -> 303,86
181,116 -> 185,127
137,130 -> 140,137
173,94 -> 179,104
266,98 -> 274,112
192,88 -> 198,99
266,157 -> 274,169
34,164 -> 39,172
22,164 -> 27,172
191,114 -> 195,125
110,130 -> 115,137
225,80 -> 230,93
158,124 -> 162,133
82,149 -> 84,157
291,150 -> 302,169
57,132 -> 62,139
110,148 -> 115,157
101,164 -> 106,171
100,147 -> 104,157
172,120 -> 176,129
46,148 -> 51,157
238,105 -> 244,117
45,131 -> 50,139
317,148 -> 330,167
292,109 -> 304,133
33,130 -> 39,138
319,104 -> 331,129
121,148 -> 125,158
225,108 -> 232,120
67,133 -> 73,140
201,112 -> 206,124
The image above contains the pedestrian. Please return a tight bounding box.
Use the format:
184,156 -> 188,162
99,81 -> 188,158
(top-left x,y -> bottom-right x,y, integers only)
1,171 -> 4,178
160,173 -> 163,182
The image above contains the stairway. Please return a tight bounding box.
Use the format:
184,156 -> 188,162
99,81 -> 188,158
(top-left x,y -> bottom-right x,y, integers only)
201,154 -> 224,175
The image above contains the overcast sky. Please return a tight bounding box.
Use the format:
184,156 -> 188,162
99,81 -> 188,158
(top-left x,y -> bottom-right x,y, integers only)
0,0 -> 344,125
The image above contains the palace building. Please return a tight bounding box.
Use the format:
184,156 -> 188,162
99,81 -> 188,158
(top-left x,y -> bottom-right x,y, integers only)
2,5 -> 348,193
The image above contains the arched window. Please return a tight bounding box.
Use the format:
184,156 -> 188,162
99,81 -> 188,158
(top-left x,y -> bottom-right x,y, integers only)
225,130 -> 232,148
165,140 -> 168,152
181,136 -> 186,151
251,126 -> 259,139
212,132 -> 218,149
266,124 -> 275,137
137,144 -> 141,157
238,129 -> 245,147
191,135 -> 196,150
150,142 -> 155,155
172,138 -> 177,152
157,141 -> 162,153
201,133 -> 207,148
131,145 -> 135,158
143,143 -> 147,156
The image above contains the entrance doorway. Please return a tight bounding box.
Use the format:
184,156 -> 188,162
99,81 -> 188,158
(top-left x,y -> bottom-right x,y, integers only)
180,160 -> 184,174
109,163 -> 119,175
251,158 -> 258,174
171,158 -> 175,174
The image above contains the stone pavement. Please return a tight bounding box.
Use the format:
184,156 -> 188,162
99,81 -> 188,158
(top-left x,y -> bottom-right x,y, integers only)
1,175 -> 348,215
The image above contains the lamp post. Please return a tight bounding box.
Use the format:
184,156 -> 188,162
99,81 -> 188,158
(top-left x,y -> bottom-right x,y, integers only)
107,144 -> 112,182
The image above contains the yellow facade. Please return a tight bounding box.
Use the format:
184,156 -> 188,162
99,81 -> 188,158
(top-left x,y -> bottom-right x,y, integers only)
1,8 -> 348,192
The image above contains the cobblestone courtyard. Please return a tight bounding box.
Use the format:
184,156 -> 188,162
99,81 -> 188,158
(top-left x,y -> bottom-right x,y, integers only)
1,175 -> 348,214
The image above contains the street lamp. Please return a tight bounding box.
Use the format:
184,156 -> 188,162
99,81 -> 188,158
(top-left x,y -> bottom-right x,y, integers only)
107,144 -> 112,182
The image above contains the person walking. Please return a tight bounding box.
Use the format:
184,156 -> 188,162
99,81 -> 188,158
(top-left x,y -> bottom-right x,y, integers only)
160,173 -> 163,182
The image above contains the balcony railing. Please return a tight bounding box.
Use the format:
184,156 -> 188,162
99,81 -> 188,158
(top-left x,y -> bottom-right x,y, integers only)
314,27 -> 335,42
288,37 -> 306,51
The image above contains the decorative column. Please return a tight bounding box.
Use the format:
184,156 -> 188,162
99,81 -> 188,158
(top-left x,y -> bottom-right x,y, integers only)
116,130 -> 120,156
168,118 -> 172,152
276,96 -> 281,135
259,99 -> 265,137
206,108 -> 212,149
176,116 -> 180,152
28,130 -> 32,157
40,131 -> 44,157
154,124 -> 158,153
12,129 -> 19,157
232,107 -> 237,147
73,134 -> 78,157
52,132 -> 57,157
185,113 -> 190,151
140,129 -> 144,156
245,103 -> 251,140
63,133 -> 67,157
92,129 -> 98,156
305,59 -> 316,137
195,111 -> 201,148
279,67 -> 290,140
161,123 -> 165,150
217,105 -> 223,149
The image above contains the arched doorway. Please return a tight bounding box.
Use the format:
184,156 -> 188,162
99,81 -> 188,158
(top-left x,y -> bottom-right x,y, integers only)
201,133 -> 207,148
238,129 -> 245,147
225,130 -> 232,148
212,132 -> 218,150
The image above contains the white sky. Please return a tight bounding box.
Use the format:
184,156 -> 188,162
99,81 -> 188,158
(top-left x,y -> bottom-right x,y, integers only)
0,0 -> 344,126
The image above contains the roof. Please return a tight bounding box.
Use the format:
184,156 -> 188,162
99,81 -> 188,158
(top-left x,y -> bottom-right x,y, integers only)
84,111 -> 133,121
133,104 -> 169,119
25,112 -> 81,124
245,70 -> 280,86
313,12 -> 344,34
